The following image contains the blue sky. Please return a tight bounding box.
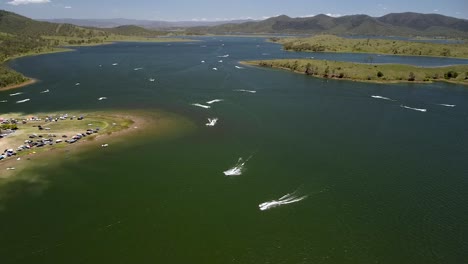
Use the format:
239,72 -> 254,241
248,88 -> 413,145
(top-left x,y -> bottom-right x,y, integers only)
2,0 -> 467,21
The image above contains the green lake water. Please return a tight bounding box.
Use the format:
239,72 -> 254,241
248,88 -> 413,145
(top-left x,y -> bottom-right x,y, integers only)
1,37 -> 468,263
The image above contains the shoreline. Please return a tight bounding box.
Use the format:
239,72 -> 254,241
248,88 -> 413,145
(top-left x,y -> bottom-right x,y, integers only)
0,78 -> 37,92
0,110 -> 194,180
241,60 -> 468,86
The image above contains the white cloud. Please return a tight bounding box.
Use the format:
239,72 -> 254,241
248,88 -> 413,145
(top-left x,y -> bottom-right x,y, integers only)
64,6 -> 72,9
433,9 -> 439,12
7,0 -> 51,5
299,14 -> 316,18
325,13 -> 343,17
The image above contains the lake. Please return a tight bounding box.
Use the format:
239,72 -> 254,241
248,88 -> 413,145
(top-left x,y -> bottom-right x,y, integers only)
1,37 -> 468,264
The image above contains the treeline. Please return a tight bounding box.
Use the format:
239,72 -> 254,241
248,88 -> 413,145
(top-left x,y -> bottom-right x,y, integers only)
0,34 -> 52,61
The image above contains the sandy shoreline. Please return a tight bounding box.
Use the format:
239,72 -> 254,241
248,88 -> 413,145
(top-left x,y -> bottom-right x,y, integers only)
0,110 -> 192,180
0,78 -> 37,92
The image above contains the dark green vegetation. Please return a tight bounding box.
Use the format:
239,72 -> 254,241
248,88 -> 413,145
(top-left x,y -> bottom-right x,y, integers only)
0,10 -> 179,89
245,59 -> 468,85
273,35 -> 468,58
188,12 -> 468,38
0,64 -> 28,88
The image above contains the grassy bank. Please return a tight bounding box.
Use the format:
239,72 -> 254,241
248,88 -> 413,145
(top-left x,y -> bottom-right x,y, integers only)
273,35 -> 468,58
243,59 -> 468,85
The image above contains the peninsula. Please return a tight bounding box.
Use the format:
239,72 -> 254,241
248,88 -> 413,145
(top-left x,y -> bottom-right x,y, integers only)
243,59 -> 468,85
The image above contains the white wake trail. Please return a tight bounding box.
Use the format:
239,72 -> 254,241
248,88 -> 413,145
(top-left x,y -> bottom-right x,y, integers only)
223,155 -> 253,176
371,95 -> 393,101
192,103 -> 211,109
400,105 -> 427,112
206,99 -> 223,104
438,104 -> 456,107
234,89 -> 256,94
259,189 -> 308,211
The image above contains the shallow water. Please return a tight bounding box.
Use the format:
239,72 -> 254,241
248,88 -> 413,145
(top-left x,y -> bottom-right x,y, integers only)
1,37 -> 468,264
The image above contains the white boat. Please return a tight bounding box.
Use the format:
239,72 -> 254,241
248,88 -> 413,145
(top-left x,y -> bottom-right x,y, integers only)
192,103 -> 211,109
98,97 -> 107,101
217,54 -> 229,58
201,60 -> 205,63
205,118 -> 218,127
212,68 -> 218,71
235,66 -> 244,69
134,67 -> 143,71
112,63 -> 118,66
75,82 -> 80,86
40,89 -> 50,93
149,78 -> 156,82
234,89 -> 256,94
16,99 -> 30,104
9,92 -> 22,96
206,99 -> 223,104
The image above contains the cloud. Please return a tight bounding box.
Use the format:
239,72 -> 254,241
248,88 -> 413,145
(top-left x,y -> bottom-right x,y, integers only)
64,6 -> 72,9
433,9 -> 439,12
325,13 -> 343,17
7,0 -> 51,5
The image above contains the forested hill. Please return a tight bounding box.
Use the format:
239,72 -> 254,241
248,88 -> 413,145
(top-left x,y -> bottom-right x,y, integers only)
187,12 -> 468,38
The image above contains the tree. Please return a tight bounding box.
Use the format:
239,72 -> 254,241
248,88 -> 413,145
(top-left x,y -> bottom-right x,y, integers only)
305,63 -> 312,75
408,72 -> 416,81
377,71 -> 384,78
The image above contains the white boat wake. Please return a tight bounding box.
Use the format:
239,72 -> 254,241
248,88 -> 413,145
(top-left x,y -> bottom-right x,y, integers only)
112,63 -> 118,66
235,66 -> 244,69
206,99 -> 223,104
192,103 -> 211,109
400,105 -> 427,112
0,100 -> 7,103
40,89 -> 50,93
206,118 -> 218,127
234,89 -> 256,94
371,95 -> 393,101
134,67 -> 143,71
259,190 -> 308,211
438,104 -> 456,107
218,60 -> 223,63
16,99 -> 30,104
217,54 -> 229,58
9,92 -> 22,96
212,67 -> 218,71
98,97 -> 107,101
223,156 -> 253,176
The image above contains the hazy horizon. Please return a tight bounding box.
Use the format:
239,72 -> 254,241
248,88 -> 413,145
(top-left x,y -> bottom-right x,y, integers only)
1,0 -> 467,21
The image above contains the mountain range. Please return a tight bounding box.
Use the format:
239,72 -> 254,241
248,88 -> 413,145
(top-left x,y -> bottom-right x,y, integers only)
187,13 -> 468,38
40,18 -> 255,29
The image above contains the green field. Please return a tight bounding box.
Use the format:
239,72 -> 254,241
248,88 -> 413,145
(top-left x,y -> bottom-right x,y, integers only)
273,35 -> 468,58
244,59 -> 468,85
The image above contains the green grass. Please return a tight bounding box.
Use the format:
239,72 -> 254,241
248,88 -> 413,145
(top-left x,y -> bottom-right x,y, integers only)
274,35 -> 468,58
244,59 -> 468,85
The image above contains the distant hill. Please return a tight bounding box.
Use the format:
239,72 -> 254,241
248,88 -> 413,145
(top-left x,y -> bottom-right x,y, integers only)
187,13 -> 468,38
0,10 -> 107,37
41,18 -> 255,29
